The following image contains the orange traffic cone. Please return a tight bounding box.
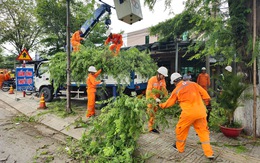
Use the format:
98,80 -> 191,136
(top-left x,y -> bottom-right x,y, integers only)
9,85 -> 14,94
38,93 -> 47,109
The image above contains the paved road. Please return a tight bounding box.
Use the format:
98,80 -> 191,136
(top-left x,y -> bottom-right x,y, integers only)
1,91 -> 260,163
0,100 -> 73,163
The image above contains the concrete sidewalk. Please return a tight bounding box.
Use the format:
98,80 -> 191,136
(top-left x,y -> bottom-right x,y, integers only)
1,90 -> 260,163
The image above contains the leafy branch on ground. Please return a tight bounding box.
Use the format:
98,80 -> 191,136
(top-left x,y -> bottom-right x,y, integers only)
12,115 -> 36,123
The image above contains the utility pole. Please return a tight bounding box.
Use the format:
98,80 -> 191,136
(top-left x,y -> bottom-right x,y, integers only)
66,0 -> 72,113
175,38 -> 181,72
252,0 -> 257,140
175,40 -> 179,72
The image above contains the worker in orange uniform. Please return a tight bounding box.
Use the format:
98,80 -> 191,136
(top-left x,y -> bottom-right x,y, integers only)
158,72 -> 214,160
146,66 -> 168,134
197,67 -> 210,91
71,29 -> 85,52
105,32 -> 123,56
0,71 -> 5,89
4,71 -> 11,81
86,66 -> 103,118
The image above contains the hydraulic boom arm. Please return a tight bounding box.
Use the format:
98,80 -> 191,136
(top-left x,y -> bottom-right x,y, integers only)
80,3 -> 112,37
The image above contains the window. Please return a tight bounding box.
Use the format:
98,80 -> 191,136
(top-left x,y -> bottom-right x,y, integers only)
38,62 -> 49,76
145,35 -> 149,44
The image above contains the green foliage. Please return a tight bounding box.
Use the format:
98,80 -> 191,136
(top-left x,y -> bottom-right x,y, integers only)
67,94 -> 181,162
12,115 -> 36,123
155,103 -> 180,130
36,100 -> 85,118
35,0 -> 108,56
35,0 -> 68,55
146,0 -> 256,69
224,144 -> 248,154
142,89 -> 181,131
48,52 -> 67,89
217,73 -> 249,127
67,95 -> 148,162
228,0 -> 252,61
207,99 -> 227,131
0,53 -> 18,69
0,0 -> 42,54
150,10 -> 195,41
49,47 -> 158,90
144,0 -> 173,10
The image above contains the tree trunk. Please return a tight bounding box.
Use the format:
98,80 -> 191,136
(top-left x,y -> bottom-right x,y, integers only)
228,0 -> 260,83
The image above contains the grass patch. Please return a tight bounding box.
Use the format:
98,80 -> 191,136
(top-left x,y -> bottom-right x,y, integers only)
12,115 -> 36,123
36,100 -> 85,118
224,144 -> 248,153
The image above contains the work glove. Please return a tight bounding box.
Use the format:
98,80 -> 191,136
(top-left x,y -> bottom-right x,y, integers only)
206,103 -> 212,111
155,98 -> 161,104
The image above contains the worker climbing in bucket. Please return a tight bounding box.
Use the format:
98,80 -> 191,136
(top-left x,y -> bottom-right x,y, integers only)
71,29 -> 85,52
104,28 -> 123,56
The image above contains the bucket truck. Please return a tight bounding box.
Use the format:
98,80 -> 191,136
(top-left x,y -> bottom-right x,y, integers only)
34,1 -> 147,106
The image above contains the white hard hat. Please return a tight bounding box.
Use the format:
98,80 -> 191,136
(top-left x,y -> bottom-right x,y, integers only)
80,28 -> 86,35
106,27 -> 113,37
170,73 -> 182,84
201,67 -> 206,70
225,66 -> 232,72
157,66 -> 168,77
88,66 -> 97,72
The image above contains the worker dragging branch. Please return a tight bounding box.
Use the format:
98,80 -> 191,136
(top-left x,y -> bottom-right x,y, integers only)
146,66 -> 168,134
158,73 -> 214,160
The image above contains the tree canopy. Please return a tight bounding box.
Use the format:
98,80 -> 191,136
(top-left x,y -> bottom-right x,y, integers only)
0,0 -> 109,57
146,0 -> 260,82
35,0 -> 108,56
0,0 -> 42,55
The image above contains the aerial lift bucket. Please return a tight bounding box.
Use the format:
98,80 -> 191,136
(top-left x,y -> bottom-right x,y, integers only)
113,0 -> 143,25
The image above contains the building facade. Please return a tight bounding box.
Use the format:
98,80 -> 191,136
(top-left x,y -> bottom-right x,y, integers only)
126,28 -> 158,47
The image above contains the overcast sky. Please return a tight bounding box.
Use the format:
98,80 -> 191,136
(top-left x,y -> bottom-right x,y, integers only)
101,0 -> 185,33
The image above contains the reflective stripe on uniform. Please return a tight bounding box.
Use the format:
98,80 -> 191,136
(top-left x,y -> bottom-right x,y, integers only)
201,141 -> 210,144
175,81 -> 191,95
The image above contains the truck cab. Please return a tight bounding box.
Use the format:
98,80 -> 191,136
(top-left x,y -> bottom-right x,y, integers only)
35,61 -> 54,102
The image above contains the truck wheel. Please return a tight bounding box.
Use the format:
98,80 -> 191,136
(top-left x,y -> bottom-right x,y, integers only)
40,87 -> 53,102
1,83 -> 10,92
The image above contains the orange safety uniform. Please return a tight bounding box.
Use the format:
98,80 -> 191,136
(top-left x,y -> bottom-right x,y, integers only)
159,80 -> 213,157
71,30 -> 84,52
4,72 -> 11,81
197,73 -> 210,91
86,69 -> 101,118
105,33 -> 123,56
0,73 -> 4,88
146,76 -> 168,131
